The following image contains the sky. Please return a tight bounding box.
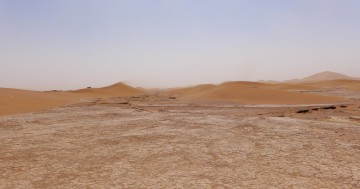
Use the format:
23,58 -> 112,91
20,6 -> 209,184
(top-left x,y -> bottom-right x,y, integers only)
1,0 -> 360,90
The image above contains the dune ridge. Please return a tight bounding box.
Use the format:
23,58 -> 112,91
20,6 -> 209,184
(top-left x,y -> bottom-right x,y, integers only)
302,71 -> 358,82
0,88 -> 79,115
286,71 -> 359,83
307,79 -> 360,91
169,81 -> 345,104
0,82 -> 144,115
72,82 -> 144,97
1,72 -> 359,115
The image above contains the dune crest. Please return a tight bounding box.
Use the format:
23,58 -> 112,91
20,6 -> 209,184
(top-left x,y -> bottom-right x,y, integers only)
72,82 -> 144,97
0,82 -> 145,115
302,71 -> 357,82
1,79 -> 358,115
0,88 -> 79,115
286,71 -> 359,83
169,81 -> 345,104
307,79 -> 360,92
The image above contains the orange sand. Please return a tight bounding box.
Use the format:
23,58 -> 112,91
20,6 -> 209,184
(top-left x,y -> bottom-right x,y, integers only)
2,73 -> 359,115
169,81 -> 345,104
0,83 -> 144,115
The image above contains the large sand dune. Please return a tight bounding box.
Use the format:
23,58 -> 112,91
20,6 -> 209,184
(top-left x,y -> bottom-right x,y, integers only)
1,77 -> 358,116
0,83 -> 144,115
306,79 -> 360,92
301,71 -> 357,82
286,71 -> 359,83
71,82 -> 144,97
1,74 -> 360,188
0,88 -> 79,115
268,79 -> 360,92
169,81 -> 345,104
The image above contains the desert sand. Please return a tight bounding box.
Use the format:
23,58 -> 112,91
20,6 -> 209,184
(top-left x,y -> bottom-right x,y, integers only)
168,81 -> 346,104
2,79 -> 351,116
0,83 -> 144,115
1,72 -> 360,188
0,88 -> 79,115
307,79 -> 360,92
72,82 -> 145,98
286,71 -> 359,83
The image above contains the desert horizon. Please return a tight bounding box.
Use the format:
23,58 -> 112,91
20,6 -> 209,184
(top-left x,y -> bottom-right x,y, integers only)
2,70 -> 360,92
1,71 -> 359,116
1,69 -> 360,188
1,1 -> 360,188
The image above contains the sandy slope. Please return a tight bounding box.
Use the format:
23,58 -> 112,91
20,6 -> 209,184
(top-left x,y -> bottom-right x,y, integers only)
286,71 -> 359,83
169,81 -> 345,104
0,83 -> 144,115
307,79 -> 360,91
0,88 -> 79,115
71,82 -> 145,97
1,79 -> 358,115
268,80 -> 360,92
301,71 -> 357,81
270,83 -> 319,90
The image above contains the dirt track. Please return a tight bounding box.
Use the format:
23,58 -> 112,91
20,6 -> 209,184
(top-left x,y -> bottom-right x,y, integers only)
1,95 -> 360,188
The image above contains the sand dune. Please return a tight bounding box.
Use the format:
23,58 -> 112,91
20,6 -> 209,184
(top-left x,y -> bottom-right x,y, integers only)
72,82 -> 145,97
302,71 -> 356,82
0,82 -> 145,115
307,79 -> 360,91
268,83 -> 319,91
286,71 -> 359,83
0,88 -> 79,115
169,84 -> 217,97
279,79 -> 360,92
278,71 -> 360,92
1,79 -> 356,115
169,81 -> 345,104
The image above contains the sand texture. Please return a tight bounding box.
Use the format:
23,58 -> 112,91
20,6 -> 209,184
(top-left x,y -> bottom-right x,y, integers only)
168,81 -> 347,104
0,83 -> 144,115
1,73 -> 360,188
0,94 -> 360,188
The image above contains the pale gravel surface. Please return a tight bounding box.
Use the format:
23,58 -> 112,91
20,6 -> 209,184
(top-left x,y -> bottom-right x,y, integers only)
1,96 -> 360,188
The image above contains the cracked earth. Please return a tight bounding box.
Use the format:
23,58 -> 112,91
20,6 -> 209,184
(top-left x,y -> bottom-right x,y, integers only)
1,95 -> 360,188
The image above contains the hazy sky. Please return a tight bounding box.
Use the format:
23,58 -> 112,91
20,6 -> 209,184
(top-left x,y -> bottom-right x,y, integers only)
1,0 -> 360,90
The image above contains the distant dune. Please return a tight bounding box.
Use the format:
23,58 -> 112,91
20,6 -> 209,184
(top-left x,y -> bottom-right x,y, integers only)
286,71 -> 359,83
1,77 -> 358,115
280,71 -> 360,92
0,82 -> 145,115
0,88 -> 79,115
169,84 -> 217,97
307,79 -> 360,92
270,83 -> 319,91
302,71 -> 358,82
169,81 -> 345,104
71,82 -> 145,97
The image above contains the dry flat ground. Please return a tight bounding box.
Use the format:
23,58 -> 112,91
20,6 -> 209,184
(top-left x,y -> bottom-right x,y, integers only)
1,93 -> 360,188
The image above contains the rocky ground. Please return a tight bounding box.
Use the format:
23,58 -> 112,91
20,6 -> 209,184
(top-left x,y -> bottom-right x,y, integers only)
1,94 -> 360,188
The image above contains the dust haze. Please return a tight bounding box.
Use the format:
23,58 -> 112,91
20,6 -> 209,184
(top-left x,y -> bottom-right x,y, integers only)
1,0 -> 360,188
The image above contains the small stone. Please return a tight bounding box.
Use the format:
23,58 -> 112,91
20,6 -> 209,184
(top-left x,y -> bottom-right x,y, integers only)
321,106 -> 336,110
297,109 -> 310,114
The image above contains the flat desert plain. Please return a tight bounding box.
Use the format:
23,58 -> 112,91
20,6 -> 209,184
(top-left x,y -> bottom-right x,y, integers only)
1,79 -> 360,188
